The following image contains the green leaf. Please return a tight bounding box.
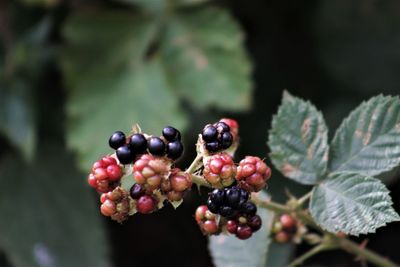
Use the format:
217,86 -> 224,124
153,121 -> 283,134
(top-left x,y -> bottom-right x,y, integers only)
116,0 -> 208,13
268,92 -> 329,185
61,11 -> 187,170
161,7 -> 252,111
329,95 -> 400,176
310,171 -> 400,235
265,243 -> 295,267
208,192 -> 274,267
0,81 -> 36,161
0,147 -> 110,267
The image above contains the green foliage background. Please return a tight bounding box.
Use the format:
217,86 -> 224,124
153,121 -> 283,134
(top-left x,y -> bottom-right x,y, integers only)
0,0 -> 400,266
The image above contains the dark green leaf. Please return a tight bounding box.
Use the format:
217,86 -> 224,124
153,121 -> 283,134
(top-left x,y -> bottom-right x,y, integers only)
310,171 -> 400,235
0,147 -> 110,267
161,7 -> 252,111
209,192 -> 274,267
268,92 -> 329,185
62,11 -> 187,170
329,95 -> 400,176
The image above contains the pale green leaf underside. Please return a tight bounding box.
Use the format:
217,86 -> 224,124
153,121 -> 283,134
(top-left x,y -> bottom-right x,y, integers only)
161,7 -> 252,111
268,92 -> 329,185
329,95 -> 400,176
61,11 -> 187,170
0,147 -> 110,267
208,192 -> 274,267
310,171 -> 400,235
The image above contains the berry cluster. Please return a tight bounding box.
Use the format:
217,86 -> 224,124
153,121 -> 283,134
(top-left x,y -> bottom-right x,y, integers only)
100,187 -> 133,222
195,205 -> 220,235
203,153 -> 236,188
161,169 -> 192,202
129,184 -> 159,214
88,156 -> 123,192
226,213 -> 262,240
109,126 -> 183,165
237,156 -> 271,192
271,214 -> 299,243
201,121 -> 233,153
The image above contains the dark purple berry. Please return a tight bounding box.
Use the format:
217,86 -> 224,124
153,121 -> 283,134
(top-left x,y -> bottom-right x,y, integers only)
236,225 -> 253,240
207,199 -> 219,214
116,145 -> 135,164
238,189 -> 249,206
130,183 -> 145,199
148,137 -> 165,156
162,126 -> 181,141
205,141 -> 220,152
167,141 -> 184,160
219,206 -> 234,217
220,132 -> 233,149
202,126 -> 218,142
215,121 -> 230,133
209,189 -> 225,206
241,202 -> 257,216
225,187 -> 241,208
248,215 -> 262,231
109,131 -> 126,149
129,134 -> 147,154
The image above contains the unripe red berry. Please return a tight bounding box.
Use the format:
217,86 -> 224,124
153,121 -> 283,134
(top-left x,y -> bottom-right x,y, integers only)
275,231 -> 291,243
203,220 -> 219,235
203,153 -> 236,188
101,199 -> 116,216
170,171 -> 192,192
166,191 -> 183,202
280,214 -> 296,231
106,164 -> 123,181
88,156 -> 123,192
236,225 -> 253,240
136,195 -> 157,214
195,205 -> 208,222
227,220 -> 238,234
133,154 -> 170,191
236,156 -> 271,192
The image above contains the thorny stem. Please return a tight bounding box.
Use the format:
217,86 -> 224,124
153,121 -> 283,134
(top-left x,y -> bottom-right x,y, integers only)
186,154 -> 400,267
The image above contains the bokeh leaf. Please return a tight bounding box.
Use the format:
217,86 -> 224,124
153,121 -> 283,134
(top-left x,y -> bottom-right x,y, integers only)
0,81 -> 36,160
116,0 -> 208,13
61,11 -> 187,170
329,95 -> 400,176
310,171 -> 400,235
208,192 -> 274,267
161,6 -> 252,111
0,147 -> 110,267
268,92 -> 329,185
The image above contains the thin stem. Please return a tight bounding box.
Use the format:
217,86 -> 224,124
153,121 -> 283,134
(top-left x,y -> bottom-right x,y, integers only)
335,236 -> 400,267
297,191 -> 312,207
190,174 -> 210,188
287,243 -> 332,267
186,153 -> 203,174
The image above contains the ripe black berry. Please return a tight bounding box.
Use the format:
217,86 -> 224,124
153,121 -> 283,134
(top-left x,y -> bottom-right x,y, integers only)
109,131 -> 126,149
148,137 -> 166,156
162,126 -> 181,141
248,215 -> 262,231
205,141 -> 220,152
209,189 -> 225,206
116,145 -> 135,164
207,199 -> 219,214
241,202 -> 257,216
215,121 -> 230,133
129,134 -> 147,154
167,141 -> 184,160
238,189 -> 249,206
219,206 -> 234,217
225,187 -> 241,208
202,126 -> 218,142
130,183 -> 145,199
220,132 -> 233,149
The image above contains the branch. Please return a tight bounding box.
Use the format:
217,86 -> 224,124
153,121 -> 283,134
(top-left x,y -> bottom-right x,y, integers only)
287,243 -> 333,267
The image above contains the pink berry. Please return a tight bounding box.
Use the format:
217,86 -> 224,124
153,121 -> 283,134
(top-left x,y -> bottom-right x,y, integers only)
236,225 -> 253,240
136,195 -> 157,214
227,220 -> 238,234
195,205 -> 208,222
203,220 -> 219,235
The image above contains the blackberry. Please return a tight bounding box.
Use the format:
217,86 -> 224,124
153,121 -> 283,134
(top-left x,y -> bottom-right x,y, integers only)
167,141 -> 184,160
205,141 -> 220,152
220,132 -> 233,149
148,137 -> 166,156
207,199 -> 219,214
225,187 -> 241,208
129,134 -> 147,154
130,183 -> 145,199
209,189 -> 225,206
109,131 -> 126,149
240,202 -> 257,216
162,126 -> 181,141
116,145 -> 135,164
238,189 -> 249,207
202,125 -> 218,142
248,215 -> 262,231
219,206 -> 234,217
215,121 -> 230,133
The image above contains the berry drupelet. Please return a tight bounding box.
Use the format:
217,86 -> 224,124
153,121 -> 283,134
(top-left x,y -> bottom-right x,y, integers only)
109,131 -> 126,150
201,121 -> 234,153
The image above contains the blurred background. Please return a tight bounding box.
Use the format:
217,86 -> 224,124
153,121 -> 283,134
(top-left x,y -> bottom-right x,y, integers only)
1,0 -> 400,266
